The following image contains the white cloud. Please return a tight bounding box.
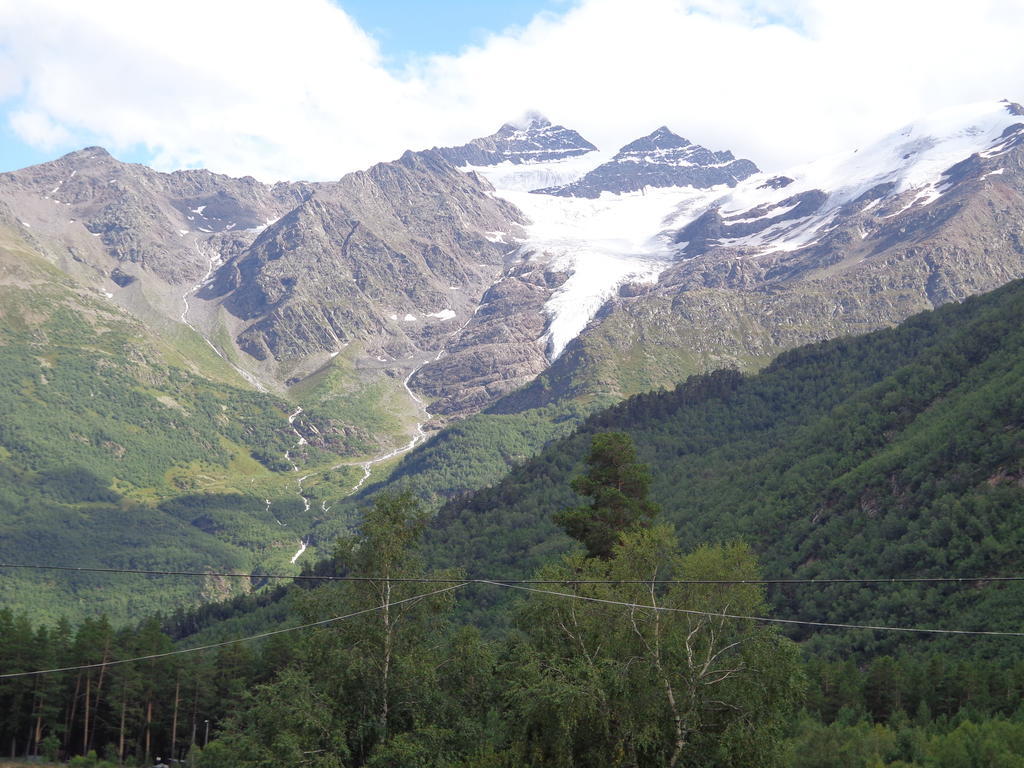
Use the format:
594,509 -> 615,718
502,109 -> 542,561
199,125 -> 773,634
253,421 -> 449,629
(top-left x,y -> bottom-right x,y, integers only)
419,0 -> 1024,172
9,109 -> 72,148
0,0 -> 1022,180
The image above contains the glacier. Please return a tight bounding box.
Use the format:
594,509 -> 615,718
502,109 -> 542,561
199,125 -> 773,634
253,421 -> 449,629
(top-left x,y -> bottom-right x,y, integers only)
468,99 -> 1024,363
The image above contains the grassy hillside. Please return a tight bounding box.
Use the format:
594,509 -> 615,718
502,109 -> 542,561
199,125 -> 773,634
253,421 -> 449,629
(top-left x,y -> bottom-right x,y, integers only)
0,231 -> 344,622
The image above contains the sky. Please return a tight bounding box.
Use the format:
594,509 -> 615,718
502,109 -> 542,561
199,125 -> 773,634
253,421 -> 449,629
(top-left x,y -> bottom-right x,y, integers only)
0,0 -> 1022,181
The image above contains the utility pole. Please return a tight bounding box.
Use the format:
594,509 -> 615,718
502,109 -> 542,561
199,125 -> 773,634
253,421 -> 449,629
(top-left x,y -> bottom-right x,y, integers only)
203,719 -> 210,748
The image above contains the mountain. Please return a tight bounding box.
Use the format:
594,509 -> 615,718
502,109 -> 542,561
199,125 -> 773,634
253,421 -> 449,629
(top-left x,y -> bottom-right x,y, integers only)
0,142 -> 529,459
415,99 -> 1024,424
4,99 -> 1024,620
497,99 -> 1024,410
330,98 -> 1024,523
210,149 -> 523,371
536,126 -> 760,197
408,125 -> 760,413
0,147 -> 307,315
13,102 -> 1020,431
0,139 -> 540,621
433,112 -> 598,166
6,102 -> 1022,427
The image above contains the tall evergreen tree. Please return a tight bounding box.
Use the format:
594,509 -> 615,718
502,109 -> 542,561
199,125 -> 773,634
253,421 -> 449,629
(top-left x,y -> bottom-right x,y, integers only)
554,432 -> 660,559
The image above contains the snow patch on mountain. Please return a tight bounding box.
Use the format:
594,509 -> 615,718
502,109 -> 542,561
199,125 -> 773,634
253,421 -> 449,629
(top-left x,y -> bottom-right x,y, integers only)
427,309 -> 457,321
466,151 -> 611,192
484,180 -> 711,360
675,99 -> 1024,255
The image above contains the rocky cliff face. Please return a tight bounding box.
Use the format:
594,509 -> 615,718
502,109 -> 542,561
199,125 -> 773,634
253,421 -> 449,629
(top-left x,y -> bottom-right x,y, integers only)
0,147 -> 308,286
537,127 -> 759,198
213,149 -> 525,369
409,255 -> 567,414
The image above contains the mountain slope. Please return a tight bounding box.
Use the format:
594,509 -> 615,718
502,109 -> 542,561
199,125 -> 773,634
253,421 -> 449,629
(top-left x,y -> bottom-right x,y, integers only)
425,277 -> 1024,653
0,141 -> 533,496
0,224 -> 345,622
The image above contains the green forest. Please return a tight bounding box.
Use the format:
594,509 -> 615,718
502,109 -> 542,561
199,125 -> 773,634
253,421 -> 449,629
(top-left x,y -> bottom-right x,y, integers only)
3,463 -> 1024,767
422,277 -> 1024,652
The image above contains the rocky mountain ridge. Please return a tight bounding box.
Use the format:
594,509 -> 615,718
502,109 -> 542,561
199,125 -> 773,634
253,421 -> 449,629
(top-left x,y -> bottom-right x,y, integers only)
0,143 -> 526,385
0,146 -> 309,286
433,113 -> 597,166
3,99 -> 1024,454
210,149 -> 524,370
536,126 -> 760,197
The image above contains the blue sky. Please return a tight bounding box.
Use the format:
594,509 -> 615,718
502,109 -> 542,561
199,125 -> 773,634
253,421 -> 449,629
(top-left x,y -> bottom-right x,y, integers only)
0,123 -> 53,176
0,0 -> 1020,181
340,0 -> 567,65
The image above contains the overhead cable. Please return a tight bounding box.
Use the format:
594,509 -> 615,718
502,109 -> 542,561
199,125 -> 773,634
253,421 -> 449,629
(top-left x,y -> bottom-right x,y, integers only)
482,581 -> 1024,638
3,562 -> 1022,586
0,583 -> 467,680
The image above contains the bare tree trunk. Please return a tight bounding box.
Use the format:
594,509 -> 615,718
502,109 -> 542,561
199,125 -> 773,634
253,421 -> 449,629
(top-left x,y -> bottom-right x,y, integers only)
25,683 -> 38,757
170,674 -> 181,761
144,698 -> 153,764
118,681 -> 127,766
82,673 -> 91,756
380,578 -> 392,738
190,678 -> 199,748
65,673 -> 81,755
650,582 -> 686,768
23,702 -> 34,758
89,642 -> 111,752
34,705 -> 43,757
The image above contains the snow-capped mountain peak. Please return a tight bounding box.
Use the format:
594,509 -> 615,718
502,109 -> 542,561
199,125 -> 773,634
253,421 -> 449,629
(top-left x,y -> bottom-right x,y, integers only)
536,127 -> 758,198
495,111 -> 552,136
671,98 -> 1024,257
470,98 -> 1024,368
434,115 -> 598,168
619,126 -> 692,153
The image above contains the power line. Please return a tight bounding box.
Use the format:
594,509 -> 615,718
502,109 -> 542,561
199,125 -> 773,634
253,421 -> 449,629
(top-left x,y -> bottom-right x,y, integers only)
482,581 -> 1024,638
3,562 -> 1022,586
0,583 -> 467,680
3,577 -> 1022,680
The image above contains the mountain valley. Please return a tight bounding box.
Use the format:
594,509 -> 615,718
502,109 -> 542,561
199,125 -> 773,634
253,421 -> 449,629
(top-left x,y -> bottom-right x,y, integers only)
2,99 -> 1024,621
2,97 -> 1024,768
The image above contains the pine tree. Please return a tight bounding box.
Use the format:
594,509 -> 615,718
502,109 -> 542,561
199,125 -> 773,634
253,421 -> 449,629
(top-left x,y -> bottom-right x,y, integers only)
554,432 -> 660,559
